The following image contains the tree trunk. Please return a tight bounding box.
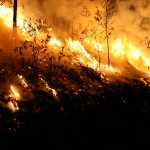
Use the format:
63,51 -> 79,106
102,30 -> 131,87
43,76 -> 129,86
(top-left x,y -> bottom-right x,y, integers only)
105,0 -> 110,68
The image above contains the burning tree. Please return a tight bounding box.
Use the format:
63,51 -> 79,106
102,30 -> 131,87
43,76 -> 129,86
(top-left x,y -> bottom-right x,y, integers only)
79,0 -> 119,72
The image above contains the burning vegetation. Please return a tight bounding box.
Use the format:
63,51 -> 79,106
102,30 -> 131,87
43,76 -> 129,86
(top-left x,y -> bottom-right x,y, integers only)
0,0 -> 150,148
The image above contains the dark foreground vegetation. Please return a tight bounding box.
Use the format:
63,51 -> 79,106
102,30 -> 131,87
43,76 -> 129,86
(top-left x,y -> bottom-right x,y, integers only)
1,70 -> 150,149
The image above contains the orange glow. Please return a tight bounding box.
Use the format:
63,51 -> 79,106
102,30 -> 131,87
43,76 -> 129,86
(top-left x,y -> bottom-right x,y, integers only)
111,38 -> 125,58
40,78 -> 58,97
111,37 -> 150,74
0,5 -> 24,28
18,74 -> 28,88
10,85 -> 20,100
84,38 -> 103,52
49,37 -> 62,47
7,101 -> 18,111
0,2 -> 150,80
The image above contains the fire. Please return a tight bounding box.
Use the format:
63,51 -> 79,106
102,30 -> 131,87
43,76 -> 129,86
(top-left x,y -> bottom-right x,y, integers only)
0,1 -> 150,105
49,37 -> 62,48
84,38 -> 103,52
10,85 -> 20,100
111,37 -> 150,75
7,100 -> 19,111
0,4 -> 24,28
1,85 -> 20,112
66,38 -> 99,70
111,38 -> 125,58
6,85 -> 20,111
104,64 -> 120,73
143,57 -> 150,67
1,1 -> 146,76
40,78 -> 58,98
0,5 -> 13,27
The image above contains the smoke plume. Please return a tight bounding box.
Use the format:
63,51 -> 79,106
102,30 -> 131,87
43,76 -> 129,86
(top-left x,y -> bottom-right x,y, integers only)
117,0 -> 150,46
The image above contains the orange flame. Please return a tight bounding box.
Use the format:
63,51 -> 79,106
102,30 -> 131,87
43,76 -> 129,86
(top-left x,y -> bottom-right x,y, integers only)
0,5 -> 24,28
10,85 -> 20,100
0,2 -> 150,78
40,78 -> 58,97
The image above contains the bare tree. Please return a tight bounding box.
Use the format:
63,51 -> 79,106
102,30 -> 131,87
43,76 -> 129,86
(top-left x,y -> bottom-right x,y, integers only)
101,0 -> 117,68
14,19 -> 51,91
80,3 -> 103,72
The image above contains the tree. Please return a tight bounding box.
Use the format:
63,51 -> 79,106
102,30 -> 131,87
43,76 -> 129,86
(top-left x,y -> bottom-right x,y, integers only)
13,0 -> 17,28
101,0 -> 117,68
14,19 -> 51,91
13,0 -> 18,48
80,3 -> 103,72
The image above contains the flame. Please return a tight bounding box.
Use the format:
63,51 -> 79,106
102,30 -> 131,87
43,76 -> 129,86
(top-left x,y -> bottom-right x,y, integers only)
49,37 -> 62,47
3,85 -> 20,112
104,64 -> 120,73
84,38 -> 103,52
0,5 -> 13,27
66,38 -> 99,70
111,38 -> 125,58
1,2 -> 150,83
40,78 -> 58,97
7,101 -> 19,111
10,85 -> 20,100
0,3 -> 139,75
111,37 -> 150,75
0,5 -> 24,28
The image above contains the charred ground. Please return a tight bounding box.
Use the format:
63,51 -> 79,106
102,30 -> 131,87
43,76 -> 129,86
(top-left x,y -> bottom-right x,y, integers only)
0,64 -> 150,149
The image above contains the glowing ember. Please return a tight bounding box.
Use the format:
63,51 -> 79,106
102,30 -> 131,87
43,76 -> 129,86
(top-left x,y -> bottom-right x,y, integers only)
7,100 -> 19,111
104,64 -> 120,73
40,78 -> 58,97
18,74 -> 28,88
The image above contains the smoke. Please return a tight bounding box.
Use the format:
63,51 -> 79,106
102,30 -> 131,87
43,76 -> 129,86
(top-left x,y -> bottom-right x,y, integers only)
18,0 -> 150,70
1,0 -> 150,75
18,0 -> 149,43
19,0 -> 105,40
116,0 -> 150,46
19,0 -> 83,39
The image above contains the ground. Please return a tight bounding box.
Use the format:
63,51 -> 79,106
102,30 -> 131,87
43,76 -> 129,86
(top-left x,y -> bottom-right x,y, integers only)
1,75 -> 150,149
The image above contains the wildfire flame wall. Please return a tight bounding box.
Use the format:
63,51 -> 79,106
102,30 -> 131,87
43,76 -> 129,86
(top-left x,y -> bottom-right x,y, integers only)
0,0 -> 150,77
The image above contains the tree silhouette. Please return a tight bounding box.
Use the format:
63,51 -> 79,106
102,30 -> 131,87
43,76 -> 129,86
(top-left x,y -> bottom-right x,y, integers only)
101,0 -> 117,68
14,19 -> 51,91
